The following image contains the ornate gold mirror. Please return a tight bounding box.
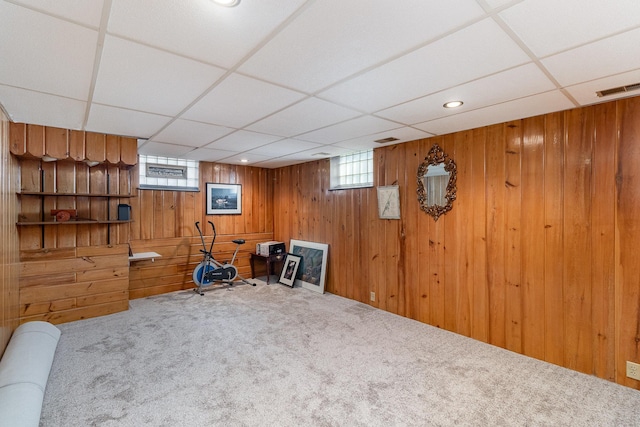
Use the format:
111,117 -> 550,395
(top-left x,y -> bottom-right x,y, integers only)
417,144 -> 457,221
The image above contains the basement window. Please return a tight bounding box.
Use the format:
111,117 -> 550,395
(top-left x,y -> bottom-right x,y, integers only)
138,155 -> 199,191
330,150 -> 374,190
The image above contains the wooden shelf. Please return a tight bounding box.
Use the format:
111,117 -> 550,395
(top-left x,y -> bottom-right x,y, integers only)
16,220 -> 132,226
18,191 -> 134,198
129,252 -> 162,263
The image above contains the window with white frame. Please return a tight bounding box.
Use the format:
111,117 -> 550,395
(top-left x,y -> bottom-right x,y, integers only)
329,150 -> 374,190
138,155 -> 199,191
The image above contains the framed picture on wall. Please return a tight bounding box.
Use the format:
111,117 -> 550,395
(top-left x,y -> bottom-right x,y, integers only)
289,239 -> 328,294
205,183 -> 242,215
278,253 -> 302,287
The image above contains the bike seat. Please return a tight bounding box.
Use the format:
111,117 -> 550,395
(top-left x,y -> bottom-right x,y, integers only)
232,239 -> 245,245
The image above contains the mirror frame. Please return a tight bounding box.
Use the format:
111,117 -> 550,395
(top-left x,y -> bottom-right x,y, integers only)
417,143 -> 457,221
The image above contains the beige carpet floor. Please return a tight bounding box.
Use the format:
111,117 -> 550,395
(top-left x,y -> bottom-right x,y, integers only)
40,280 -> 640,426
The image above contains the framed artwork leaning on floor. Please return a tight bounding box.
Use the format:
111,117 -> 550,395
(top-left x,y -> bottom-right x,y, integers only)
289,239 -> 328,294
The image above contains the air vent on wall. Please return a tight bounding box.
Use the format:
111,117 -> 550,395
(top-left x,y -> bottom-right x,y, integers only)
374,137 -> 399,144
596,82 -> 640,98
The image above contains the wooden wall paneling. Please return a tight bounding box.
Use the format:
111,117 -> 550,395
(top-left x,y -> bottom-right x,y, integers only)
591,101 -> 616,381
9,122 -> 26,155
369,147 -> 389,310
327,187 -> 342,297
563,107 -> 594,374
119,137 -> 137,166
106,135 -> 120,164
45,126 -> 68,160
174,191 -> 185,237
485,124 -> 507,347
415,138 -> 430,323
471,128 -> 488,342
19,245 -> 129,324
346,189 -> 358,301
504,121 -> 523,353
232,167 -> 246,235
403,140 -> 420,320
18,158 -> 42,237
374,149 -> 388,311
543,111 -> 565,366
290,166 -> 302,241
85,132 -> 106,163
441,134 -> 458,332
364,160 -> 379,309
452,131 -> 472,336
152,191 -> 165,239
520,116 -> 546,360
75,164 -> 91,247
248,168 -> 259,233
56,161 -> 77,247
265,169 -> 275,234
615,97 -> 640,387
425,137 -> 446,329
1,110 -> 20,356
69,130 -> 85,161
215,164 -> 233,235
41,162 -> 57,248
89,165 -> 108,245
26,125 -> 45,158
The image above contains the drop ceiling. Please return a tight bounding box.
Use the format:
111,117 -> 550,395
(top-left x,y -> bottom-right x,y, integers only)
1,0 -> 639,168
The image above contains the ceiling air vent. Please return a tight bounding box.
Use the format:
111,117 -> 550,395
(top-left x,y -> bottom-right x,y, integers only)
596,82 -> 640,98
374,137 -> 399,144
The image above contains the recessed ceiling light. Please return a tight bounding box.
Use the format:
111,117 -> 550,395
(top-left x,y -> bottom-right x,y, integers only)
212,0 -> 240,6
240,159 -> 248,163
443,100 -> 463,109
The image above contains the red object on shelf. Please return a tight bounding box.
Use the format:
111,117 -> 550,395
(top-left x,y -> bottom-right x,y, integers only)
50,209 -> 77,222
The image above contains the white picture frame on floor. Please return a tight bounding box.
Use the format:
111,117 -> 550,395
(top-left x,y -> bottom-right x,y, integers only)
289,239 -> 328,294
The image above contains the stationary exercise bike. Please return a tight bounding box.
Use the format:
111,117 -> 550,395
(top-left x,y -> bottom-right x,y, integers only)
192,221 -> 254,295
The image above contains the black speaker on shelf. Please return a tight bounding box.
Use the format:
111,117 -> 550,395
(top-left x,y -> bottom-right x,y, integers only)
118,204 -> 131,221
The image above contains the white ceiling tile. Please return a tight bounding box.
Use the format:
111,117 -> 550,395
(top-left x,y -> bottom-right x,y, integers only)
0,2 -> 97,100
137,141 -> 195,157
414,91 -> 574,135
297,115 -> 403,144
484,0 -> 521,9
107,0 -> 307,68
10,0 -> 105,27
252,158 -> 308,169
319,18 -> 531,112
542,28 -> 640,87
0,85 -> 86,130
247,98 -> 361,137
376,63 -> 555,124
239,0 -> 485,92
205,130 -> 283,152
216,152 -> 273,166
265,145 -> 348,165
151,119 -> 233,147
183,147 -> 241,162
565,69 -> 640,106
182,74 -> 306,128
333,127 -> 433,151
500,0 -> 640,57
92,36 -> 226,116
248,139 -> 323,156
86,104 -> 172,138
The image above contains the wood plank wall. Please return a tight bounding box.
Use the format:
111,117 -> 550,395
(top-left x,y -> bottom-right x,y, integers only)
12,124 -> 135,324
0,109 -> 19,356
19,244 -> 130,323
128,161 -> 275,298
273,96 -> 640,389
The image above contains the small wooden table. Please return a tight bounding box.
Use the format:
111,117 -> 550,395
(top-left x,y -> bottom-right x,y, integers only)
250,253 -> 285,285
